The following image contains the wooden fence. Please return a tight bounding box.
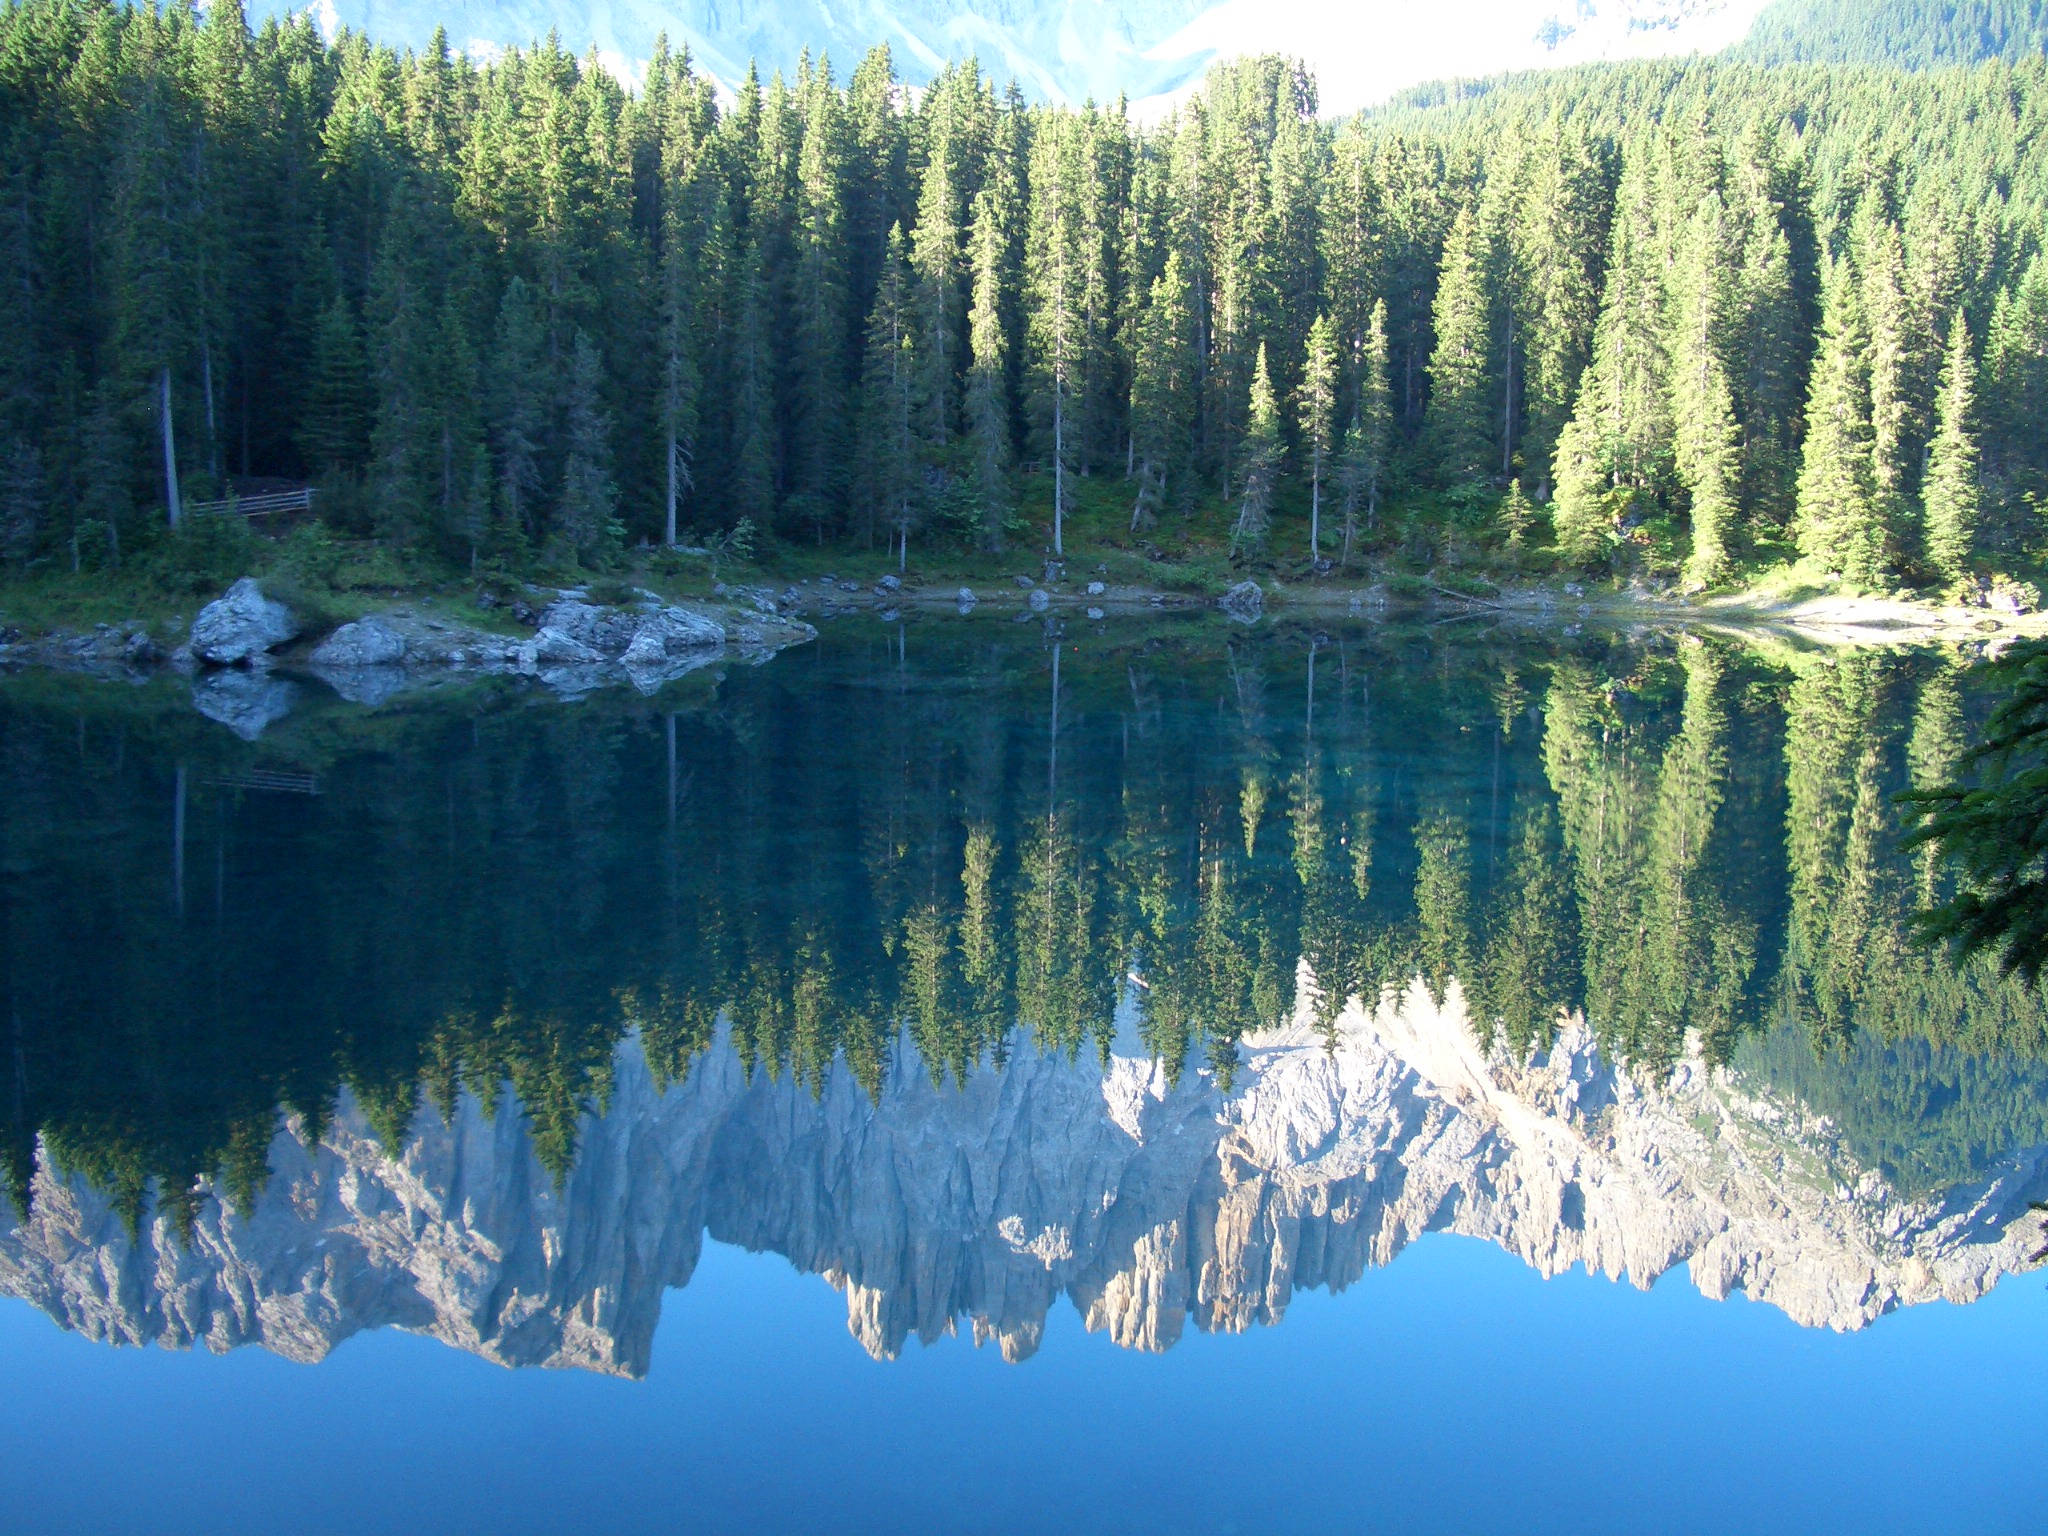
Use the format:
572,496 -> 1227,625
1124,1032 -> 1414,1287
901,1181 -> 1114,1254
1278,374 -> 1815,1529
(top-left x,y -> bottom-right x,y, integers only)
183,487 -> 315,520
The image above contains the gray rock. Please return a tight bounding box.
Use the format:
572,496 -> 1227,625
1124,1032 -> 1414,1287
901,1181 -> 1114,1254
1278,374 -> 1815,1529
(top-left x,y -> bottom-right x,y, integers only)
189,578 -> 302,665
537,600 -> 640,655
956,587 -> 978,610
310,617 -> 408,668
191,669 -> 298,740
1028,588 -> 1051,611
123,630 -> 160,666
523,627 -> 605,667
1013,574 -> 1035,589
875,573 -> 901,594
621,606 -> 726,666
1219,580 -> 1264,623
1087,607 -> 1106,620
1086,581 -> 1106,596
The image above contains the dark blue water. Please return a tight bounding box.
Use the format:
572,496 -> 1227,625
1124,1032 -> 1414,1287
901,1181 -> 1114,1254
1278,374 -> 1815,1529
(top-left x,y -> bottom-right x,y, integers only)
1,618 -> 2043,1535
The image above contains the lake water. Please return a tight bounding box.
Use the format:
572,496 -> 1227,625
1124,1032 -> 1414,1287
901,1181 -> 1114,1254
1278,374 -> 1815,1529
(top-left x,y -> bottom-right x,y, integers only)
2,613 -> 2046,1534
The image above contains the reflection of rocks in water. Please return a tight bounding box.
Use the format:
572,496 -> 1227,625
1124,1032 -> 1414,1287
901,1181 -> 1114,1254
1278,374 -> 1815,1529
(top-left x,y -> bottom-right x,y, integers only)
5,980 -> 2047,1375
190,669 -> 298,740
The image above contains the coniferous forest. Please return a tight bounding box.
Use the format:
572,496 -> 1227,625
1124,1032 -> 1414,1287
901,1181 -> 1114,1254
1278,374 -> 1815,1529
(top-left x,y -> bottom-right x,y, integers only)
2,0 -> 2048,593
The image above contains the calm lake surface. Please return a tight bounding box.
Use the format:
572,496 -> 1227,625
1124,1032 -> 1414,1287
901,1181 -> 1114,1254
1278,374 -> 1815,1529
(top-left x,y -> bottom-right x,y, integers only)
3,613 -> 2046,1534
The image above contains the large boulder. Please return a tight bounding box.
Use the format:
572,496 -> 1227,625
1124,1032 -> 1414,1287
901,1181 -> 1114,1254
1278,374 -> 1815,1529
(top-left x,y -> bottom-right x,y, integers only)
536,599 -> 641,655
1219,580 -> 1264,624
522,627 -> 605,667
189,579 -> 302,665
310,617 -> 407,668
619,606 -> 726,665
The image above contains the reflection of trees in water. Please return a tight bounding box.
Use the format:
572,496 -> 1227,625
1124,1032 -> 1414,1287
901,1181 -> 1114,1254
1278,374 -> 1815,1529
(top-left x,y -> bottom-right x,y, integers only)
3,632 -> 2044,1220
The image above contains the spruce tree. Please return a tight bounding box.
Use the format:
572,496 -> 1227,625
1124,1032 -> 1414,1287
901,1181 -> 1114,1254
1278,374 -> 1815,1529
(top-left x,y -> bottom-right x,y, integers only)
1795,257 -> 1888,586
489,278 -> 547,543
1424,206 -> 1495,485
1299,313 -> 1337,561
1231,342 -> 1281,559
1922,315 -> 1981,586
1027,112 -> 1082,559
1669,193 -> 1741,587
1856,206 -> 1914,551
1551,152 -> 1672,563
558,329 -> 617,565
965,187 -> 1011,552
911,116 -> 962,448
1985,256 -> 2048,503
298,295 -> 369,478
1129,252 -> 1194,532
0,437 -> 43,569
859,225 -> 922,567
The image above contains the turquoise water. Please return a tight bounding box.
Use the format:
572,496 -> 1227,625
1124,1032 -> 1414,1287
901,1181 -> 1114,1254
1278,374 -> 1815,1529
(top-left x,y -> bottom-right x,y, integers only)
1,615 -> 2044,1533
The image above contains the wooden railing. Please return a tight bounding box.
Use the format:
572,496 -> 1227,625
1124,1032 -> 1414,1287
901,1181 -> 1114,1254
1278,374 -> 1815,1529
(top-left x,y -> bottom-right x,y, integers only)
183,487 -> 316,520
206,768 -> 322,795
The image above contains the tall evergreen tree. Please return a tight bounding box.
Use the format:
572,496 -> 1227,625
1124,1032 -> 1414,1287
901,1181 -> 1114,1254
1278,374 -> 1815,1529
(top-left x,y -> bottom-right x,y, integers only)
1027,112 -> 1083,559
298,295 -> 369,478
1129,251 -> 1195,532
1794,256 -> 1888,586
1231,342 -> 1281,558
557,328 -> 617,564
1669,192 -> 1741,587
1552,153 -> 1671,563
965,187 -> 1010,551
859,225 -> 922,567
1922,314 -> 1981,586
489,277 -> 547,544
1425,206 -> 1495,485
1299,314 -> 1338,561
1334,297 -> 1394,563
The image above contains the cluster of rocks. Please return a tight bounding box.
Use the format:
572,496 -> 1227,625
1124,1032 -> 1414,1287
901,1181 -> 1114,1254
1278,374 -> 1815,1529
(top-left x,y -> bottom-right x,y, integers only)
0,576 -> 815,738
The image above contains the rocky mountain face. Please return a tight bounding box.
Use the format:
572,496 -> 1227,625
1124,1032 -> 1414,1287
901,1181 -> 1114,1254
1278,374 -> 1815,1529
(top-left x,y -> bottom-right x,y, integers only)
312,0 -> 1212,104
5,980 -> 2045,1375
287,0 -> 1771,113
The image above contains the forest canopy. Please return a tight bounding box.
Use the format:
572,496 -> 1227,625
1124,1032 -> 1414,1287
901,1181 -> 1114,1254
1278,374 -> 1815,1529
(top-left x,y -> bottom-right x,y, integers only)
1,0 -> 2046,589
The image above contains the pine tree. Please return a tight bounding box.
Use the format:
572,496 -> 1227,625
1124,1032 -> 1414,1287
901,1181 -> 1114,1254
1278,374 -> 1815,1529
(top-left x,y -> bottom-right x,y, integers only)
557,329 -> 617,564
1424,206 -> 1494,485
1334,297 -> 1395,562
1985,256 -> 2048,503
298,295 -> 369,477
965,188 -> 1011,552
1299,313 -> 1338,562
911,113 -> 961,448
1027,112 -> 1082,559
1551,152 -> 1672,563
1856,206 -> 1914,552
1794,257 -> 1888,587
789,61 -> 848,540
727,239 -> 777,529
1129,251 -> 1194,532
1499,478 -> 1534,550
1922,314 -> 1981,586
859,225 -> 922,568
0,436 -> 43,569
489,277 -> 547,543
365,209 -> 433,545
1231,342 -> 1282,558
1669,193 -> 1741,587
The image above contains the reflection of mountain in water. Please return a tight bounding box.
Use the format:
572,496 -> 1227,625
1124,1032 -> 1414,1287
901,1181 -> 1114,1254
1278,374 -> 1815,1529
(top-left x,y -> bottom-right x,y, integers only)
9,980 -> 2044,1374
